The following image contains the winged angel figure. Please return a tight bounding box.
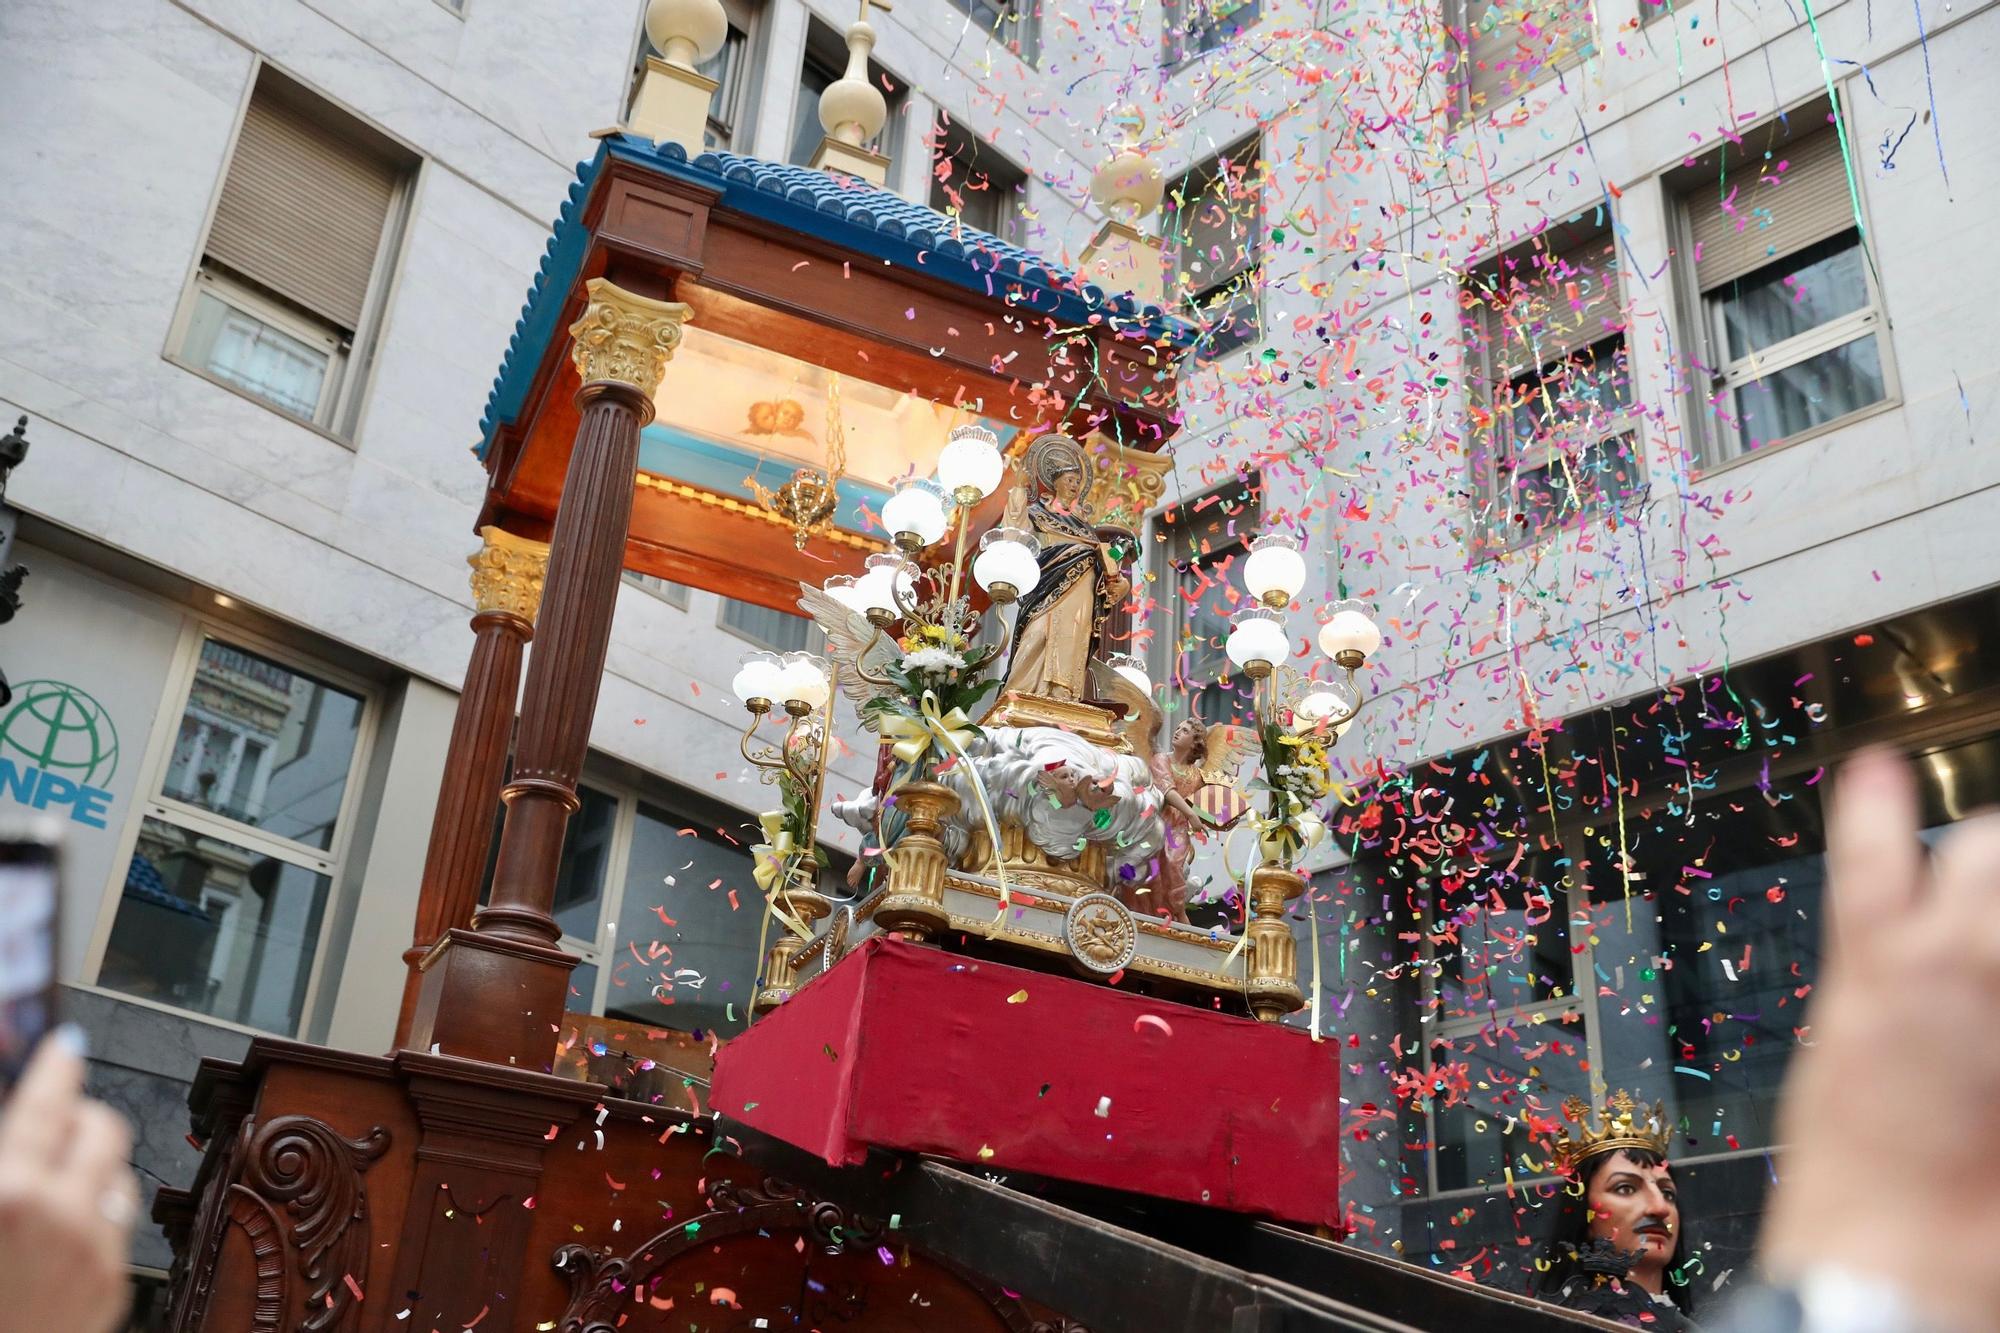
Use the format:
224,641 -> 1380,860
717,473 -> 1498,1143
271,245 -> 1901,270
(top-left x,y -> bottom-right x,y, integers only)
795,582 -> 904,721
1095,666 -> 1258,921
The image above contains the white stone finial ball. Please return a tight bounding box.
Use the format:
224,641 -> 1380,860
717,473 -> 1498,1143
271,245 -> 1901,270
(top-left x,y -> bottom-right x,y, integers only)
646,0 -> 729,68
1090,109 -> 1164,224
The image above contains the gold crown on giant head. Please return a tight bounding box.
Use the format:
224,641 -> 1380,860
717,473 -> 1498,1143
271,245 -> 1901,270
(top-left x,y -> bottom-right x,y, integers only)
1552,1091 -> 1670,1175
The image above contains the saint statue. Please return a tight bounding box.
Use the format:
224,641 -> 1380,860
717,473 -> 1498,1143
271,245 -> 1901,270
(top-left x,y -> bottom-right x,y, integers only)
996,433 -> 1132,703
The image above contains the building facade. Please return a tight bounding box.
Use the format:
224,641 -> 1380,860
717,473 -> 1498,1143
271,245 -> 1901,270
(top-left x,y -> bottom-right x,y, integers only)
1,0 -> 1996,1322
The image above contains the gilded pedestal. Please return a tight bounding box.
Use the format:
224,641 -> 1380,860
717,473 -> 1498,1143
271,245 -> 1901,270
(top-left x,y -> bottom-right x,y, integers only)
1245,862 -> 1306,1023
752,885 -> 833,1013
962,821 -> 1108,899
871,780 -> 959,942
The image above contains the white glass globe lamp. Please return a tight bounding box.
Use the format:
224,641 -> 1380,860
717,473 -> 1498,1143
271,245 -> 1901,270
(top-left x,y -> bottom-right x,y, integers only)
972,527 -> 1040,603
1225,608 -> 1289,678
731,650 -> 785,711
1242,533 -> 1307,609
935,425 -> 1005,504
882,480 -> 948,552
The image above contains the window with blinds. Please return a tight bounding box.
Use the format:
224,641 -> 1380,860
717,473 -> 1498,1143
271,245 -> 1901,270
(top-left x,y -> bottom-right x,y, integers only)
1167,139 -> 1263,360
1678,116 -> 1887,460
720,598 -> 820,654
1466,230 -> 1643,545
1455,0 -> 1596,117
173,73 -> 410,434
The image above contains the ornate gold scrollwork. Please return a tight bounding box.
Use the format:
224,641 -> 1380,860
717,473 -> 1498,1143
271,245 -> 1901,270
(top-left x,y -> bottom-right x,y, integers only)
467,526 -> 550,624
566,277 -> 691,392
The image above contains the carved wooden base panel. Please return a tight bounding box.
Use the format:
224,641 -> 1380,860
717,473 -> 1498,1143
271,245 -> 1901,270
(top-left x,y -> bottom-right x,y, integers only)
173,1114 -> 389,1333
553,1176 -> 1082,1333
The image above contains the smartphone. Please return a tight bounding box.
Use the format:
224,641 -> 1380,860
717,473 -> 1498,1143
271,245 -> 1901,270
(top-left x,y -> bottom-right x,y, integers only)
0,816 -> 62,1088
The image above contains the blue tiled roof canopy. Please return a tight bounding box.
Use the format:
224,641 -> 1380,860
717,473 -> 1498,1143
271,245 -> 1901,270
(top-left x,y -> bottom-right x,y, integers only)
477,135 -> 1191,457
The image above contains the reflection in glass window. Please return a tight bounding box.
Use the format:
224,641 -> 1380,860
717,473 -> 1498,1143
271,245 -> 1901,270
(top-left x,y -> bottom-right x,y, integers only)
1162,0 -> 1262,64
551,786 -> 619,942
160,639 -> 363,851
104,636 -> 368,1035
606,801 -> 761,1034
1730,334 -> 1885,451
100,816 -> 333,1033
1166,140 -> 1263,361
1430,1011 -> 1591,1192
186,286 -> 333,421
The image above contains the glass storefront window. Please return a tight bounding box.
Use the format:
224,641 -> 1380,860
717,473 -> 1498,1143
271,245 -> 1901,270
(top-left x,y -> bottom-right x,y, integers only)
100,815 -> 333,1034
100,634 -> 369,1036
606,800 -> 762,1035
1430,1009 -> 1591,1192
160,639 -> 363,851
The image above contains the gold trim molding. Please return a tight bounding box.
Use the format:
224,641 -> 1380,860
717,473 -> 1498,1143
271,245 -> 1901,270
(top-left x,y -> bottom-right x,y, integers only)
633,471 -> 888,553
567,277 -> 691,392
467,526 -> 550,623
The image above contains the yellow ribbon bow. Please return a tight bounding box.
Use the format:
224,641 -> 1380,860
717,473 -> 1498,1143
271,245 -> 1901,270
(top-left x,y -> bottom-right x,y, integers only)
880,690 -> 1013,927
879,694 -> 976,767
749,810 -> 812,940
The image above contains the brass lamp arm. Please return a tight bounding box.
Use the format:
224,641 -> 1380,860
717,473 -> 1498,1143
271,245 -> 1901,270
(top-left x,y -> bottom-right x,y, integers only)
739,711 -> 790,776
963,599 -> 1015,674
852,621 -> 899,689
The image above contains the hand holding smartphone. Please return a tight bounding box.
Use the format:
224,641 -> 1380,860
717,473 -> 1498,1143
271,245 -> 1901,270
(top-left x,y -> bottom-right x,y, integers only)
0,815 -> 62,1088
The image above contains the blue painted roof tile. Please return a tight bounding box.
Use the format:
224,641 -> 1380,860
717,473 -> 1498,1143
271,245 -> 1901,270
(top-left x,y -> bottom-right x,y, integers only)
475,135 -> 1190,457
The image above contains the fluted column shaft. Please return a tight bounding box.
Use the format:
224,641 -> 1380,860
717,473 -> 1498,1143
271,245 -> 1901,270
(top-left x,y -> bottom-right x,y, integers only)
393,525 -> 547,1048
477,279 -> 689,948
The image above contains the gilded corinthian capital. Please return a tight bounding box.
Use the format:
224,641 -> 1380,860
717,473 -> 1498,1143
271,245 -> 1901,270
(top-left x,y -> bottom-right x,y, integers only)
566,277 -> 692,393
467,526 -> 550,625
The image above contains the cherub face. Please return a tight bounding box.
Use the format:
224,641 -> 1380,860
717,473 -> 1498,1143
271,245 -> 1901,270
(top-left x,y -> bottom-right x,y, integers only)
1172,719 -> 1206,756
773,399 -> 805,430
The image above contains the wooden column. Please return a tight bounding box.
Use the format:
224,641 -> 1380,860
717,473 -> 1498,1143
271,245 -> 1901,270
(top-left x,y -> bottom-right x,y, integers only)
408,277 -> 690,1068
393,527 -> 548,1049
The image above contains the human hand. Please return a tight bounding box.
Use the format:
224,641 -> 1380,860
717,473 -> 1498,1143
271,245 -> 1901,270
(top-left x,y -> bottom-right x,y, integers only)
1759,749 -> 2000,1330
0,1029 -> 139,1333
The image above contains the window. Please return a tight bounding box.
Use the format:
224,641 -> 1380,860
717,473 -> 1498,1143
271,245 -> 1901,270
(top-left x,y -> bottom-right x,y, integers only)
944,0 -> 1041,66
169,71 -> 411,435
622,570 -> 691,608
1155,477 -> 1260,727
929,113 -> 1028,245
95,634 -> 371,1035
1465,228 -> 1643,545
1450,0 -> 1595,119
1166,139 -> 1263,360
789,18 -> 906,170
1681,120 -> 1886,461
720,597 -> 820,654
628,0 -> 759,150
483,772 -> 773,1035
1413,725 -> 2000,1198
1162,0 -> 1262,65
1421,847 -> 1592,1193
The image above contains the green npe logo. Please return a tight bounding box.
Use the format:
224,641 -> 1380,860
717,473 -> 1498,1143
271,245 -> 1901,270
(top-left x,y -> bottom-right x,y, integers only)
0,680 -> 120,828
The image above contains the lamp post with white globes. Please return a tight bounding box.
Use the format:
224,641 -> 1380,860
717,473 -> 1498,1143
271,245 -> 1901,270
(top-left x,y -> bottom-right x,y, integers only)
1222,532 -> 1384,1020
1226,534 -> 1383,730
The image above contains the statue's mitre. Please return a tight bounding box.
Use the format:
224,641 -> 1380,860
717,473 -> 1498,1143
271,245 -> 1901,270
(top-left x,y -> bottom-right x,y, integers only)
1552,1090 -> 1670,1174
